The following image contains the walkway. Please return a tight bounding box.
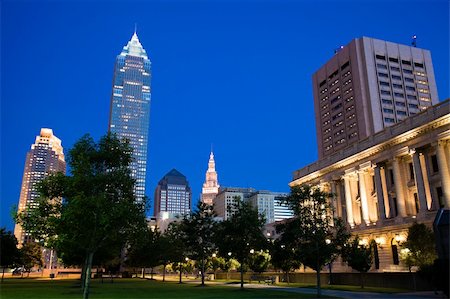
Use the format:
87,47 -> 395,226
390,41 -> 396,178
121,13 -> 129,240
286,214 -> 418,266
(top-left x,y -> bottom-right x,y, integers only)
218,282 -> 447,299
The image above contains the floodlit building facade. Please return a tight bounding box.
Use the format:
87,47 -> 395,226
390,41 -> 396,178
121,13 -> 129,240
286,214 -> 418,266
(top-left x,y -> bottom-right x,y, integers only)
314,37 -> 439,159
14,128 -> 66,247
108,31 -> 151,202
201,151 -> 220,205
154,169 -> 192,220
291,99 -> 449,272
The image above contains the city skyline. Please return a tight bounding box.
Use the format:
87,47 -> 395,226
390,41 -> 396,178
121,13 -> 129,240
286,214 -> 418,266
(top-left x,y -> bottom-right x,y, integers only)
2,0 -> 449,231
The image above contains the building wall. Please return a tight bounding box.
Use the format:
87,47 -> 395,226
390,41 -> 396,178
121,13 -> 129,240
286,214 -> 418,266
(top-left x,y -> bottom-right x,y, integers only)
313,37 -> 439,159
213,187 -> 255,220
109,33 -> 151,202
154,169 -> 191,219
291,100 -> 450,272
14,128 -> 66,247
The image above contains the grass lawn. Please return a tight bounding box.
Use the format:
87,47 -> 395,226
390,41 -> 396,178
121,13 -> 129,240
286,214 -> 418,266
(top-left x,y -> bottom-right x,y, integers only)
274,282 -> 408,293
0,278 -> 318,299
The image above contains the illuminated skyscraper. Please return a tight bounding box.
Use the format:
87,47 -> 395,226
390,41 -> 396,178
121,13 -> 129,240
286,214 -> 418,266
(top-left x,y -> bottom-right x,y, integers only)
154,169 -> 192,219
201,151 -> 220,205
109,31 -> 151,201
14,128 -> 66,246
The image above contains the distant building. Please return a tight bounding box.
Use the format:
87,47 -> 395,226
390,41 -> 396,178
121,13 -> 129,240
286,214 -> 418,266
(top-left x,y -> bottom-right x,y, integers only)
291,99 -> 449,271
154,169 -> 191,220
14,128 -> 66,247
108,31 -> 151,202
314,36 -> 439,159
213,187 -> 255,220
247,191 -> 293,224
201,151 -> 220,205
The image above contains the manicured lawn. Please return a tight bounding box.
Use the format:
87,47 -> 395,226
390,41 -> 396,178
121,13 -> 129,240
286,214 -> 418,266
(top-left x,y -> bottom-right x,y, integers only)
1,278 -> 318,299
275,282 -> 408,293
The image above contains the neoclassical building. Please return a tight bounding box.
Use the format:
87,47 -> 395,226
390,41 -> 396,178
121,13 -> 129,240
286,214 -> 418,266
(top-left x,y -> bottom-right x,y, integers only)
291,99 -> 449,271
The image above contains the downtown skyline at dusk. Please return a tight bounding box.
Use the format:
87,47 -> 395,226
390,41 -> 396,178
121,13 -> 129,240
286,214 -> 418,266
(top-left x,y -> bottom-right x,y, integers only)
1,0 -> 449,231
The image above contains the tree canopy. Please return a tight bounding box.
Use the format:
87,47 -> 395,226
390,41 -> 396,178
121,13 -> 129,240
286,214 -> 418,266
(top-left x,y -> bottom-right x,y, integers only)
277,185 -> 349,297
16,133 -> 147,299
216,197 -> 267,289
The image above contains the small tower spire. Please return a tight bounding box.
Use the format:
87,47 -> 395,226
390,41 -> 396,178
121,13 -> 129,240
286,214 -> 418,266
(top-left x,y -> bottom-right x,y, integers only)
134,23 -> 137,35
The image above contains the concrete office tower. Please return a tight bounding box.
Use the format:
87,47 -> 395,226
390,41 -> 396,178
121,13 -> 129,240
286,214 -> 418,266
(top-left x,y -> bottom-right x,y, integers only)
201,151 -> 220,205
247,191 -> 294,224
154,169 -> 192,219
14,128 -> 66,246
109,31 -> 151,202
213,187 -> 256,220
313,37 -> 439,159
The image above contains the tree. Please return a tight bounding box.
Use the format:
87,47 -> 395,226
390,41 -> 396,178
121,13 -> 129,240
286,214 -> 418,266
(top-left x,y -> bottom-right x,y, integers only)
217,197 -> 267,289
0,228 -> 20,282
342,236 -> 373,288
401,222 -> 437,271
179,202 -> 217,286
162,221 -> 188,283
19,242 -> 43,277
207,255 -> 224,278
278,185 -> 349,297
248,250 -> 271,279
16,134 -> 147,299
270,238 -> 301,284
127,225 -> 163,280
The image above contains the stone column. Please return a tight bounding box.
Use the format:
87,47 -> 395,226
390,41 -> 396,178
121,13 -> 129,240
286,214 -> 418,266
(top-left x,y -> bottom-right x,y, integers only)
419,153 -> 433,210
410,148 -> 428,214
343,174 -> 354,227
374,165 -> 387,220
330,181 -> 337,218
358,169 -> 371,225
392,157 -> 407,217
436,140 -> 450,208
380,167 -> 391,218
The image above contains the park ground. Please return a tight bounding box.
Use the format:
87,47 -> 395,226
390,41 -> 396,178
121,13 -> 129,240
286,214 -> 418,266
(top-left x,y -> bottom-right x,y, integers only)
0,276 -> 446,299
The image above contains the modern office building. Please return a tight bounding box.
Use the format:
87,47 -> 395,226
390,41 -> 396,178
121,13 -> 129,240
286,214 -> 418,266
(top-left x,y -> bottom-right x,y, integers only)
314,37 -> 439,159
14,128 -> 66,247
247,191 -> 293,224
201,151 -> 220,205
213,187 -> 256,220
154,169 -> 191,220
291,99 -> 449,271
108,31 -> 151,202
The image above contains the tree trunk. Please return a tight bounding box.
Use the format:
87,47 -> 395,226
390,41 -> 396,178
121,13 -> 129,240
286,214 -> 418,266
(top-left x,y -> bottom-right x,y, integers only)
163,264 -> 166,282
141,267 -> 145,279
360,272 -> 364,289
179,263 -> 182,284
150,267 -> 154,280
2,267 -> 5,282
285,270 -> 289,284
83,252 -> 94,299
240,264 -> 244,289
316,268 -> 321,298
201,258 -> 205,286
81,257 -> 87,290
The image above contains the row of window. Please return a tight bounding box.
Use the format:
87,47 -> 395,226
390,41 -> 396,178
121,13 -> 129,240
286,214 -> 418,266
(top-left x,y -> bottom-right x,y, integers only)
375,54 -> 424,68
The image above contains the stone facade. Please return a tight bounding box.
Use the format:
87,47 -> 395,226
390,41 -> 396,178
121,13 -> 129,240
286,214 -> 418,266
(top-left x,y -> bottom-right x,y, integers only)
291,99 -> 449,272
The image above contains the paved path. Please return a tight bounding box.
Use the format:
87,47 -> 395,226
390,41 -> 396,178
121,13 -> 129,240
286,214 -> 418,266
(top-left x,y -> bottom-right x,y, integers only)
213,281 -> 447,299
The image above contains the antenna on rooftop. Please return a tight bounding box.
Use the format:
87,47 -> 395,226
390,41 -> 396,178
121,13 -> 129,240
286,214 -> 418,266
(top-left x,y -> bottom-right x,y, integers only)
411,35 -> 417,47
334,45 -> 344,54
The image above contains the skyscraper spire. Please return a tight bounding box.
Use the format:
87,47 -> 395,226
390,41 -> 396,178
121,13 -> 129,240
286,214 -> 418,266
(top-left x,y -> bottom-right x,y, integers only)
201,149 -> 220,205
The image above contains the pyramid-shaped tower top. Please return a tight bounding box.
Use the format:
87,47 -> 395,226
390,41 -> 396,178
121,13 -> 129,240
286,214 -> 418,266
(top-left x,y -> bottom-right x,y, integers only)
120,31 -> 149,60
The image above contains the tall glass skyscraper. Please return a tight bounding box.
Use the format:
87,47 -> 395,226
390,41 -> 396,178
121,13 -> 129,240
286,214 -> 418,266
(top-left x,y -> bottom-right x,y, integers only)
14,128 -> 66,247
109,31 -> 151,201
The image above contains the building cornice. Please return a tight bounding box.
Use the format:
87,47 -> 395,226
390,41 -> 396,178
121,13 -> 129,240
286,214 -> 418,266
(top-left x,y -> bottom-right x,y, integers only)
291,99 -> 450,186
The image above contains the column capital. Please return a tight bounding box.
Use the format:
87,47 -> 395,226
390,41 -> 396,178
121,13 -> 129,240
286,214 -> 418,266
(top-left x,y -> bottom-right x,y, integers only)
394,146 -> 409,158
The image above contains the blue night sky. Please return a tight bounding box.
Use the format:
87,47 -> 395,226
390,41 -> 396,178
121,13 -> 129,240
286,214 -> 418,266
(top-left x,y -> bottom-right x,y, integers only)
1,0 -> 449,230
